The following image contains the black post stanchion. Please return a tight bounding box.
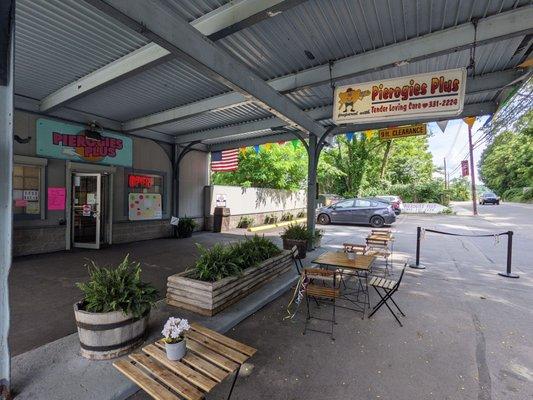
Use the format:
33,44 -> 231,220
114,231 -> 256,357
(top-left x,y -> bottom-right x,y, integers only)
408,226 -> 426,269
498,231 -> 519,278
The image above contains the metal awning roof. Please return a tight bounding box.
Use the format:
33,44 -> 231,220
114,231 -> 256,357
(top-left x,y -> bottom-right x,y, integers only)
14,0 -> 533,148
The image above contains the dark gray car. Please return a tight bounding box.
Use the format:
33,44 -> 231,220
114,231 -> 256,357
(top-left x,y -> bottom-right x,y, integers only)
316,198 -> 396,227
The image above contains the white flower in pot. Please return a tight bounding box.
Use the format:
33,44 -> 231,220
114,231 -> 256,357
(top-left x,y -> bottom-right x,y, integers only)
162,317 -> 190,361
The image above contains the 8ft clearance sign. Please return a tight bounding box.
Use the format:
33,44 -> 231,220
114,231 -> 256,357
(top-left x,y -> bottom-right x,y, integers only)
333,68 -> 466,124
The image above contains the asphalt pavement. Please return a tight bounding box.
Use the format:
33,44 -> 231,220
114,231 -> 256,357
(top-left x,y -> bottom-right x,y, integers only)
130,202 -> 533,400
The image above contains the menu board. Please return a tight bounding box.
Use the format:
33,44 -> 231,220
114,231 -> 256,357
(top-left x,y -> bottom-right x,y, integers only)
128,193 -> 162,221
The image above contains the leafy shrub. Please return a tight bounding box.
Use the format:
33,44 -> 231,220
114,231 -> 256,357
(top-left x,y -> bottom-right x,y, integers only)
178,217 -> 197,238
281,212 -> 294,221
281,223 -> 313,241
76,255 -> 158,318
237,216 -> 254,228
296,211 -> 306,218
239,235 -> 281,266
193,235 -> 281,282
264,214 -> 278,224
194,243 -> 243,282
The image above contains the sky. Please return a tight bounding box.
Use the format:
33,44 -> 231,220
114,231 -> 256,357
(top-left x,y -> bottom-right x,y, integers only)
427,116 -> 490,185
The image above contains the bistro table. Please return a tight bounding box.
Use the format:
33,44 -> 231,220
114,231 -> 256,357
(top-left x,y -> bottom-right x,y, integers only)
311,252 -> 376,316
114,323 -> 256,400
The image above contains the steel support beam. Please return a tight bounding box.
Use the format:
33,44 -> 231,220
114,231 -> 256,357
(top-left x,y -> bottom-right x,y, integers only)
85,0 -> 326,137
177,69 -> 516,144
122,6 -> 533,131
0,1 -> 14,398
16,95 -> 177,144
175,105 -> 332,144
42,0 -> 305,112
208,101 -> 497,151
306,135 -> 318,246
208,131 -> 301,151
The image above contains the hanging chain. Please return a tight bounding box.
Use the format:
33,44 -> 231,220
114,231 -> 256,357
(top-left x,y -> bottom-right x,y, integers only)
468,18 -> 479,77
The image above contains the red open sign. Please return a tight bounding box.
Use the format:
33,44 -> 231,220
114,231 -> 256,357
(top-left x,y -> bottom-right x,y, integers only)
128,174 -> 153,188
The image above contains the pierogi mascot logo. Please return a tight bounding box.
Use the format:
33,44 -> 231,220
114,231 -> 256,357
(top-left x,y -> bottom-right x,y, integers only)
337,88 -> 371,113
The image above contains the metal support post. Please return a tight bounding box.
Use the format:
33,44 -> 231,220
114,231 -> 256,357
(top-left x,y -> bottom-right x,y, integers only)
306,135 -> 318,250
407,226 -> 426,269
498,231 -> 519,278
0,2 -> 14,398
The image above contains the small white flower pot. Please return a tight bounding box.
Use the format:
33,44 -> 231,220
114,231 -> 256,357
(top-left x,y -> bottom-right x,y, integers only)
165,339 -> 186,361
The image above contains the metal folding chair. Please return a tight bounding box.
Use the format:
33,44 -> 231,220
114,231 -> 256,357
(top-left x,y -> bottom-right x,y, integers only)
303,268 -> 340,340
368,266 -> 406,326
291,245 -> 303,275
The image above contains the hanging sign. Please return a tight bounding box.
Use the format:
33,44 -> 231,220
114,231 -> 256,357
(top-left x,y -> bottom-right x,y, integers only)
333,68 -> 466,124
378,124 -> 427,140
461,160 -> 469,177
36,118 -> 133,167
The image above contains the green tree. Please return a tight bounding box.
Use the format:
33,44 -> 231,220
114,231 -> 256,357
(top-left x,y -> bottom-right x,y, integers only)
212,143 -> 307,190
479,110 -> 533,197
317,134 -> 434,197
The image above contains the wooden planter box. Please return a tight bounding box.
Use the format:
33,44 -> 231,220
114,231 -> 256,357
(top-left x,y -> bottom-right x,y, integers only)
166,251 -> 293,316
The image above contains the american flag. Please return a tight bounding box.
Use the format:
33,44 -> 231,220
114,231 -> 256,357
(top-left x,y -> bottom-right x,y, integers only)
211,149 -> 239,172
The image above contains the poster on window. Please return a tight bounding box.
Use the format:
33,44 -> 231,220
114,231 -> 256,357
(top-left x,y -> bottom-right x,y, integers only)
128,193 -> 162,221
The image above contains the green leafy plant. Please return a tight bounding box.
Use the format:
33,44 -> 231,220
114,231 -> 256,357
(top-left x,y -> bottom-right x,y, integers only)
177,217 -> 197,238
76,255 -> 158,318
281,223 -> 313,241
264,214 -> 279,224
296,211 -> 306,218
192,235 -> 281,282
281,212 -> 294,221
237,216 -> 254,228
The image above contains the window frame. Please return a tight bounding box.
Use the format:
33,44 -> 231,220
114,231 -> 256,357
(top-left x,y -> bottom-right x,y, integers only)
13,155 -> 47,221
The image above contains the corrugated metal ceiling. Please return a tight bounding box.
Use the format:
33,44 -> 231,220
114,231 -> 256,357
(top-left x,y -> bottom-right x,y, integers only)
159,103 -> 273,135
13,0 -> 532,142
14,0 -> 149,99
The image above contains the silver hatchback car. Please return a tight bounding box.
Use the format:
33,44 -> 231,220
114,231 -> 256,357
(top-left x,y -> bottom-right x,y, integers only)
317,198 -> 396,227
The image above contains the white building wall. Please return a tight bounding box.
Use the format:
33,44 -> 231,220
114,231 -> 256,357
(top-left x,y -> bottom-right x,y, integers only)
206,185 -> 307,216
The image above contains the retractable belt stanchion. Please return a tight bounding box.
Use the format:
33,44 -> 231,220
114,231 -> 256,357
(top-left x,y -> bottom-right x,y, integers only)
408,227 -> 518,278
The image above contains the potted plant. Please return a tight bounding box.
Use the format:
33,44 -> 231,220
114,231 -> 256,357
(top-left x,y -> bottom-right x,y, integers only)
177,217 -> 197,238
237,215 -> 254,228
280,223 -> 313,259
313,229 -> 324,248
74,255 -> 158,360
162,317 -> 190,360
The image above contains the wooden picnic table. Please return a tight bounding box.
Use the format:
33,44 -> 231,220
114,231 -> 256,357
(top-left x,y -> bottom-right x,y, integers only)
113,323 -> 256,400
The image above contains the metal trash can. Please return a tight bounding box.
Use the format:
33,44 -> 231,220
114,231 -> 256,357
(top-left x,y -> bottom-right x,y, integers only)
213,207 -> 230,232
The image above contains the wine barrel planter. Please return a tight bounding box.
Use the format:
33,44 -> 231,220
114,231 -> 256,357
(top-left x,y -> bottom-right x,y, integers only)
73,302 -> 149,360
166,250 -> 293,316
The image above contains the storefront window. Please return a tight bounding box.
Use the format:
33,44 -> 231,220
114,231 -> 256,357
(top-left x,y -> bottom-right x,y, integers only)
126,172 -> 166,216
128,173 -> 163,195
13,164 -> 42,217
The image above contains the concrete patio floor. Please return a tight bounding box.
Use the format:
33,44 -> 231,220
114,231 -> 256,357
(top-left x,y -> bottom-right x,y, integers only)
9,230 -> 278,356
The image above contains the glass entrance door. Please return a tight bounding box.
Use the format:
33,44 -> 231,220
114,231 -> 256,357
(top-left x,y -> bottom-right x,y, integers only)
72,173 -> 101,249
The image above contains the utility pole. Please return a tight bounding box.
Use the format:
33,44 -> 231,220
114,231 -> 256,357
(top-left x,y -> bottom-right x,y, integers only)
464,117 -> 478,216
443,157 -> 448,189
